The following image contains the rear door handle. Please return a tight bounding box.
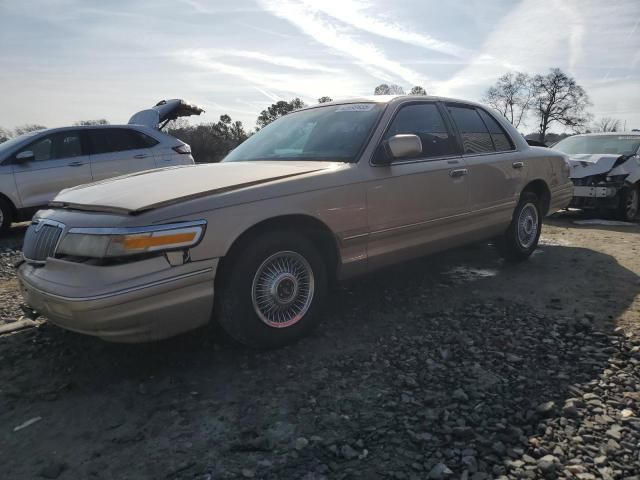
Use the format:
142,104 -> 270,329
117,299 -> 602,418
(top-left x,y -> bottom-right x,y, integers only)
449,168 -> 468,178
67,161 -> 85,167
134,153 -> 150,159
512,161 -> 524,169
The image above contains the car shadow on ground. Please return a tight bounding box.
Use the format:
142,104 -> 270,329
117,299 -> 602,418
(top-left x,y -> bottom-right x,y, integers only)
0,241 -> 638,478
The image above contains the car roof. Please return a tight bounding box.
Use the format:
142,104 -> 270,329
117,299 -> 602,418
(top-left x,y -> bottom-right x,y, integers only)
300,95 -> 492,111
568,132 -> 640,137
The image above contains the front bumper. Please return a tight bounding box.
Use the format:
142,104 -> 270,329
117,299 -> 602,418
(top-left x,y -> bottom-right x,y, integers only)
17,256 -> 218,343
569,180 -> 622,209
572,185 -> 618,198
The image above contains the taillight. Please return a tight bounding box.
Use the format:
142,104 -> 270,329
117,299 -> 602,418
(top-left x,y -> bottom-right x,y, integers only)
172,144 -> 191,154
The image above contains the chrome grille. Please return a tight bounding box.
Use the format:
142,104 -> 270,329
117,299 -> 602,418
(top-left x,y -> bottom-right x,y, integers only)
23,221 -> 64,263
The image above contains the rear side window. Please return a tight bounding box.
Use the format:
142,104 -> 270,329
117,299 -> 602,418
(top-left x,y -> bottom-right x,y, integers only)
88,128 -> 158,154
478,109 -> 514,151
21,131 -> 83,161
384,103 -> 457,159
447,106 -> 494,154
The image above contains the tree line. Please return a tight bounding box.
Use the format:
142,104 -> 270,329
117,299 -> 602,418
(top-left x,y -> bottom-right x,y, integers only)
0,72 -> 628,156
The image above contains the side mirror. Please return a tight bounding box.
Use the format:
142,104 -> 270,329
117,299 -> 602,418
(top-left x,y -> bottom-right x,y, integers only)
387,134 -> 422,159
15,150 -> 34,162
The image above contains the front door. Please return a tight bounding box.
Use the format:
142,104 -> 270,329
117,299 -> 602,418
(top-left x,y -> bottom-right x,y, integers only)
12,130 -> 92,208
366,102 -> 468,268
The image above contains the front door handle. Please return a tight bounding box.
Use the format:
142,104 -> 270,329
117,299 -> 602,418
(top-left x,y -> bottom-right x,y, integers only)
512,161 -> 525,169
134,153 -> 150,159
67,161 -> 85,167
449,168 -> 468,178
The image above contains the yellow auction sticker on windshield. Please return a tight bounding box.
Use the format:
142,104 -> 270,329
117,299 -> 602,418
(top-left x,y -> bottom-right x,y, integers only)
335,104 -> 375,112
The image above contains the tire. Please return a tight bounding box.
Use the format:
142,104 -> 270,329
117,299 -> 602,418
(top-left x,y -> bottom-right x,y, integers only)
216,230 -> 328,348
615,184 -> 639,222
496,192 -> 542,262
0,198 -> 13,233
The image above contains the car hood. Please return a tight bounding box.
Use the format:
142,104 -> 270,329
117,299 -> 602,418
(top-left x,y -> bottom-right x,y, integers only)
50,162 -> 337,214
566,154 -> 622,179
128,99 -> 204,129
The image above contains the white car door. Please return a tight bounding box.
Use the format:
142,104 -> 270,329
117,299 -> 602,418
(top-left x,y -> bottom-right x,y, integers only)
87,128 -> 157,181
12,130 -> 92,208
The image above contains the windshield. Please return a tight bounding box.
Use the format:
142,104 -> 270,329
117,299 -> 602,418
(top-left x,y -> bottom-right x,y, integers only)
553,135 -> 640,156
224,103 -> 385,162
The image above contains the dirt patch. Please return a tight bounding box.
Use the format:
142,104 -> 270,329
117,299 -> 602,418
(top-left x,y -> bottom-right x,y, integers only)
0,213 -> 639,479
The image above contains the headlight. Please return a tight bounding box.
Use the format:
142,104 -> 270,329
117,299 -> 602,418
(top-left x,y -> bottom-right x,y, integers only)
57,221 -> 206,259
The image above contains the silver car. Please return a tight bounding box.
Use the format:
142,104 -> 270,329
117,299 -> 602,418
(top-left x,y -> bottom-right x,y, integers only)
552,132 -> 640,221
0,99 -> 203,231
17,96 -> 573,348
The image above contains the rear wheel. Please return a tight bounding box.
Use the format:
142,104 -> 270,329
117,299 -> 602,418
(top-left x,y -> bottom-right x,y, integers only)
216,230 -> 328,348
0,198 -> 13,233
496,192 -> 542,262
616,184 -> 639,222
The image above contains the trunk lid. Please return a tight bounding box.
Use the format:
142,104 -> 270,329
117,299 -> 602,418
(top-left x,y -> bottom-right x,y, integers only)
128,99 -> 205,130
50,161 -> 336,214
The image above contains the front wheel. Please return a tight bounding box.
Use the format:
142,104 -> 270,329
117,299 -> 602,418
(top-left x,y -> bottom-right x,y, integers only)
0,198 -> 13,233
216,230 -> 328,348
616,184 -> 639,222
496,192 -> 542,262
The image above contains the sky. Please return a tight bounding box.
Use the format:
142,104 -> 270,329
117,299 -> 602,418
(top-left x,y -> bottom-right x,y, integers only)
0,0 -> 639,133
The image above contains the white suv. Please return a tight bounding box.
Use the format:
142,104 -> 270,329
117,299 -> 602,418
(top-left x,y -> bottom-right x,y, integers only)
0,99 -> 203,231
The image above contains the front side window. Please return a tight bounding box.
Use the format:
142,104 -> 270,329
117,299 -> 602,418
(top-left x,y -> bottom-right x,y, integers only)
21,131 -> 82,161
448,106 -> 494,154
224,103 -> 385,162
553,135 -> 640,156
383,103 -> 457,159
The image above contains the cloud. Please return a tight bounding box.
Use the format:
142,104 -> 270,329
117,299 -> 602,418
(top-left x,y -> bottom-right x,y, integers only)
259,0 -> 429,87
303,0 -> 470,58
187,48 -> 340,73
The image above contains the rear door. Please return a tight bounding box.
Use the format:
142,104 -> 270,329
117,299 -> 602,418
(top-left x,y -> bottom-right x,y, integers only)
87,128 -> 158,181
12,130 -> 92,207
445,104 -> 523,222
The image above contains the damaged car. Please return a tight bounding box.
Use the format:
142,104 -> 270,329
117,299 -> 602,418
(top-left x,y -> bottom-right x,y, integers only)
553,132 -> 640,221
0,99 -> 204,232
17,96 -> 572,348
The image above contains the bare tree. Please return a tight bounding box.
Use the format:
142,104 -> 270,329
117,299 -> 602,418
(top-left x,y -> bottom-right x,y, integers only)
374,84 -> 405,95
74,119 -> 110,126
482,72 -> 534,128
0,127 -> 11,143
409,86 -> 427,95
317,96 -> 333,103
532,68 -> 592,143
13,124 -> 47,136
592,117 -> 621,132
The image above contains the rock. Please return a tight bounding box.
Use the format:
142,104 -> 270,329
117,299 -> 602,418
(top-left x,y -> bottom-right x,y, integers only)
461,455 -> 477,473
452,389 -> 469,402
492,441 -> 506,455
428,462 -> 453,479
294,437 -> 309,450
241,468 -> 255,478
340,444 -> 358,460
537,401 -> 557,416
621,409 -> 634,418
605,426 -> 622,441
537,455 -> 559,476
38,462 -> 67,479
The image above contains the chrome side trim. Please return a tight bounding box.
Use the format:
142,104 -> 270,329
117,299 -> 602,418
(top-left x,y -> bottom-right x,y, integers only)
68,220 -> 207,235
345,202 -> 515,241
20,267 -> 214,302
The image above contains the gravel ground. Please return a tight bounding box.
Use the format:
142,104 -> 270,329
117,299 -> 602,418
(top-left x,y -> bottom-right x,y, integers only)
0,213 -> 639,479
0,224 -> 26,324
